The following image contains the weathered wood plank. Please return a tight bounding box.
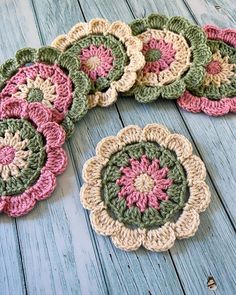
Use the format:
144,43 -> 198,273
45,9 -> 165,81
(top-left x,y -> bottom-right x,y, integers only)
0,217 -> 26,295
183,0 -> 236,27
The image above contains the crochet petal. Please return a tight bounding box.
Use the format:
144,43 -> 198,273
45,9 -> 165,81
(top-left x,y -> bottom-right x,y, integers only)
112,226 -> 145,251
30,168 -> 56,201
45,147 -> 68,175
174,209 -> 200,239
143,223 -> 176,251
41,122 -> 66,148
3,193 -> 36,217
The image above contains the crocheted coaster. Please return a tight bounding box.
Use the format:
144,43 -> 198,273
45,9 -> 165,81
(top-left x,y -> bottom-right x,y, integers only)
0,47 -> 91,137
0,98 -> 67,217
128,14 -> 211,102
52,18 -> 145,108
178,25 -> 236,116
80,124 -> 210,251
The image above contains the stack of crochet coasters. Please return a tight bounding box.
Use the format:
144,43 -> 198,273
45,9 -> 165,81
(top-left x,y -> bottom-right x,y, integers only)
2,12 -> 234,251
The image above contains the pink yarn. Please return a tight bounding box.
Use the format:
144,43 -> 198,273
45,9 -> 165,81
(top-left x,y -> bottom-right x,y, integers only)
80,44 -> 114,81
0,146 -> 15,165
142,38 -> 176,75
116,155 -> 173,212
0,98 -> 67,217
204,25 -> 236,48
177,91 -> 236,116
206,60 -> 222,75
1,63 -> 73,118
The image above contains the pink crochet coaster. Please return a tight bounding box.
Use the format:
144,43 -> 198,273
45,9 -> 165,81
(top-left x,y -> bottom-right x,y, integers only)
80,124 -> 210,252
0,98 -> 67,217
178,25 -> 236,116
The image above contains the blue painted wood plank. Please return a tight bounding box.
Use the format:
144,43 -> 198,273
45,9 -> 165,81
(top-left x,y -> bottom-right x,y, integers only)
0,217 -> 26,295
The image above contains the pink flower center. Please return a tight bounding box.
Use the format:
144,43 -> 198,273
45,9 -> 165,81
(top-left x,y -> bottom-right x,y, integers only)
206,60 -> 222,75
116,155 -> 173,212
80,44 -> 114,81
0,146 -> 15,165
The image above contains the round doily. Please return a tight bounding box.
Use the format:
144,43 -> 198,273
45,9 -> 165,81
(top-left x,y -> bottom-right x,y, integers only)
178,25 -> 236,116
52,18 -> 145,108
0,98 -> 67,217
80,124 -> 210,252
0,47 -> 91,137
128,14 -> 211,102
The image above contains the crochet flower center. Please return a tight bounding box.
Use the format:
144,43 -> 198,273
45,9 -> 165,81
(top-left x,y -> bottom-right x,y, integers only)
1,63 -> 73,113
80,44 -> 114,81
206,60 -> 222,75
0,146 -> 15,165
0,130 -> 30,182
145,48 -> 162,62
142,38 -> 176,75
134,173 -> 155,193
116,155 -> 173,212
203,51 -> 235,87
102,142 -> 188,228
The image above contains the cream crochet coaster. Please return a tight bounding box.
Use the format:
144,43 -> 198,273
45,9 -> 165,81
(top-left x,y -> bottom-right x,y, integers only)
80,124 -> 211,252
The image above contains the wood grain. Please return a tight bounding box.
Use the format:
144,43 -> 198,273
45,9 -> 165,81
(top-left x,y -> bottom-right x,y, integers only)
0,0 -> 235,294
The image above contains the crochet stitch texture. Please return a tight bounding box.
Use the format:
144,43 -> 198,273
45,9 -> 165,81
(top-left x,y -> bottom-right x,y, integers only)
0,98 -> 67,217
80,124 -> 211,251
128,14 -> 211,102
178,25 -> 236,116
0,47 -> 91,137
52,18 -> 145,108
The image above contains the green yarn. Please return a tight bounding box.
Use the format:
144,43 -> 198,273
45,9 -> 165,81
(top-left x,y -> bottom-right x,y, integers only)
0,119 -> 46,196
101,142 -> 187,229
27,88 -> 44,103
145,49 -> 162,62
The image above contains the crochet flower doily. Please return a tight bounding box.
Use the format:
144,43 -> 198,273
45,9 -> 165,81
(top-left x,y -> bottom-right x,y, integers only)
178,25 -> 236,116
0,98 -> 67,217
0,47 -> 91,137
52,18 -> 145,108
128,14 -> 211,102
80,124 -> 210,251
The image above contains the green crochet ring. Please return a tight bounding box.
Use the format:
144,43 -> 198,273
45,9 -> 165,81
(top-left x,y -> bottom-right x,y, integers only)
128,14 -> 212,102
102,142 -> 187,228
0,47 -> 91,137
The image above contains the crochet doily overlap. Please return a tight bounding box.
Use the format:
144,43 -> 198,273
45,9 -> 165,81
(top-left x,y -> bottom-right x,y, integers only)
52,18 -> 145,108
128,14 -> 211,102
0,98 -> 67,217
0,47 -> 91,137
178,25 -> 236,116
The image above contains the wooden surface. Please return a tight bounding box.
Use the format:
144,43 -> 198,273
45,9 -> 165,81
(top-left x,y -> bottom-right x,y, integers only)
0,0 -> 236,294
